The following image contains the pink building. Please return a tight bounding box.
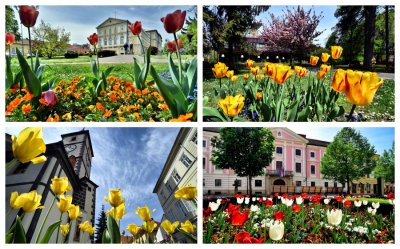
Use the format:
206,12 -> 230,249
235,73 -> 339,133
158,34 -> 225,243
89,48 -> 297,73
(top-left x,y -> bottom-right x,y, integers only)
203,127 -> 345,195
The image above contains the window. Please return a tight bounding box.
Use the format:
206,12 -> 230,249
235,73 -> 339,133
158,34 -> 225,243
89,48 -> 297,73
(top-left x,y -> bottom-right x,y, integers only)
295,149 -> 301,156
276,161 -> 282,169
191,133 -> 197,144
172,169 -> 181,183
120,35 -> 124,45
104,38 -> 107,45
310,152 -> 315,158
203,179 -> 205,187
311,165 -> 316,175
180,154 -> 193,168
166,182 -> 173,193
160,190 -> 166,200
255,180 -> 262,187
88,187 -> 91,192
276,147 -> 283,154
203,140 -> 206,147
168,210 -> 177,221
108,38 -> 112,45
70,136 -> 77,142
114,36 -> 117,45
334,182 -> 338,188
203,157 -> 206,169
325,182 -> 328,188
296,181 -> 302,187
176,201 -> 187,218
296,163 -> 301,173
277,131 -> 282,137
352,183 -> 357,193
215,179 -> 221,187
311,181 -> 315,187
99,38 -> 102,46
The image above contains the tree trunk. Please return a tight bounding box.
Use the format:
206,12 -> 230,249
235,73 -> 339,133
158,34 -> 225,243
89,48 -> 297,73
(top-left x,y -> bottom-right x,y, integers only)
363,6 -> 377,70
248,175 -> 253,196
346,176 -> 351,194
385,6 -> 390,71
349,27 -> 354,65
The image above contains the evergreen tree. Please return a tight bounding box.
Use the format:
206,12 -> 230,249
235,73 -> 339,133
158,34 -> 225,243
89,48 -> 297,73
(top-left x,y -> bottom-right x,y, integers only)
211,128 -> 275,195
94,205 -> 107,243
321,128 -> 377,194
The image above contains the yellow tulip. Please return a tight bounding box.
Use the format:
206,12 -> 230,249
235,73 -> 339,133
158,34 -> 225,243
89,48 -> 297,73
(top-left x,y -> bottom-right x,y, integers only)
68,204 -> 81,220
218,95 -> 245,118
251,66 -> 260,76
50,176 -> 72,196
245,59 -> 255,69
256,74 -> 265,80
226,70 -> 234,79
331,69 -> 347,92
79,221 -> 95,235
294,66 -> 308,78
180,220 -> 196,234
107,203 -> 126,221
345,70 -> 383,106
135,205 -> 155,222
127,224 -> 141,235
11,190 -> 44,212
231,75 -> 238,82
174,185 -> 197,201
243,74 -> 249,81
161,220 -> 179,235
271,64 -> 294,84
331,46 -> 343,60
142,220 -> 157,233
62,113 -> 72,121
12,127 -> 47,164
256,92 -> 262,101
317,70 -> 327,79
60,223 -> 70,237
104,188 -> 125,207
57,195 -> 73,213
321,53 -> 330,63
320,64 -> 331,73
212,62 -> 229,78
310,56 -> 319,66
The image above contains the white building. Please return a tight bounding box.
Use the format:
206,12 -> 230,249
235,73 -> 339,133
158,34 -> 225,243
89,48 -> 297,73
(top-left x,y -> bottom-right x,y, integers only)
6,130 -> 97,243
96,18 -> 162,55
153,128 -> 197,243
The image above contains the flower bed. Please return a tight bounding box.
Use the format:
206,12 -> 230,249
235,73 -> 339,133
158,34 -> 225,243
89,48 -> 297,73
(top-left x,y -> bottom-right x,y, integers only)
203,193 -> 395,243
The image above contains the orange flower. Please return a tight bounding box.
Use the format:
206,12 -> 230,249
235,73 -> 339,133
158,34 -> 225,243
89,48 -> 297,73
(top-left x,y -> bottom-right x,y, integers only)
113,83 -> 120,91
133,112 -> 142,122
142,88 -> 149,95
294,66 -> 308,78
100,90 -> 107,96
256,92 -> 262,101
119,117 -> 126,122
317,70 -> 327,79
109,93 -> 117,102
96,102 -> 105,112
245,59 -> 255,69
22,92 -> 34,102
6,97 -> 22,114
103,109 -> 112,118
331,46 -> 343,60
46,114 -> 59,122
127,105 -> 140,112
169,113 -> 193,122
331,69 -> 346,92
39,98 -> 49,106
158,103 -> 169,110
320,64 -> 331,73
310,56 -> 319,66
22,104 -> 31,113
135,89 -> 142,96
251,66 -> 260,76
243,74 -> 249,81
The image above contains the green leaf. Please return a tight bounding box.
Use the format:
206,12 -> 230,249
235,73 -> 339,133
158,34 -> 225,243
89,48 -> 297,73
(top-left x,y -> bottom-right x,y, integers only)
203,107 -> 227,122
179,229 -> 197,243
14,70 -> 23,86
219,89 -> 226,99
34,52 -> 40,73
39,220 -> 62,243
287,100 -> 299,122
187,100 -> 197,120
16,49 -> 41,97
168,52 -> 180,88
6,56 -> 13,89
102,229 -> 111,243
297,107 -> 311,121
106,215 -> 121,243
13,216 -> 26,243
96,79 -> 103,96
133,58 -> 142,89
6,232 -> 13,243
138,47 -> 151,89
91,60 -> 98,78
35,65 -> 45,81
104,67 -> 114,78
150,65 -> 187,117
185,56 -> 197,97
260,103 -> 273,121
101,71 -> 107,90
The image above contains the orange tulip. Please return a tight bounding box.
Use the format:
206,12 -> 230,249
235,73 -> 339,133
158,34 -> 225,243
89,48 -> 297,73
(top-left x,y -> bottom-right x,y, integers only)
321,53 -> 330,63
267,64 -> 293,84
320,64 -> 331,73
331,69 -> 346,92
6,33 -> 15,46
310,56 -> 319,66
317,70 -> 327,79
251,66 -> 260,76
169,113 -> 193,122
345,70 -> 383,106
331,46 -> 343,60
243,74 -> 249,81
245,59 -> 255,69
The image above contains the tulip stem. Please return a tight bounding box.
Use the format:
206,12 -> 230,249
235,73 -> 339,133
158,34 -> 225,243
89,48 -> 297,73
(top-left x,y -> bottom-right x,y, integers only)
28,27 -> 34,70
137,35 -> 145,61
95,47 -> 100,72
6,158 -> 19,170
35,195 -> 56,243
347,104 -> 357,121
55,212 -> 63,243
173,32 -> 183,87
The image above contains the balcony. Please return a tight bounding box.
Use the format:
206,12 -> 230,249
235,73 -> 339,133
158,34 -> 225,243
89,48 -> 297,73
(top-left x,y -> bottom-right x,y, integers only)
266,170 -> 294,177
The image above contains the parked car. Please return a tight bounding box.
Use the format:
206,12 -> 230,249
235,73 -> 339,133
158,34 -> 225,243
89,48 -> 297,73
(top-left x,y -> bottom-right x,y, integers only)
64,50 -> 79,58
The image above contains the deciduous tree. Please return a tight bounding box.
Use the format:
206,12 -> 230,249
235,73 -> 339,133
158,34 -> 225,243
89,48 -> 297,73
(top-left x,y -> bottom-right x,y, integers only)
374,142 -> 394,183
32,20 -> 70,58
211,128 -> 275,196
6,6 -> 21,40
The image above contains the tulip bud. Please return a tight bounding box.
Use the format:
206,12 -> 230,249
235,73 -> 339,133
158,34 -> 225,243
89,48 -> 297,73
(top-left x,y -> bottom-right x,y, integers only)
18,5 -> 39,28
128,21 -> 142,35
160,10 -> 186,33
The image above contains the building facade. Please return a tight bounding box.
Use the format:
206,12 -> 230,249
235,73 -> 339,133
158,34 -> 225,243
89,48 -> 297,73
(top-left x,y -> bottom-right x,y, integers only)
96,18 -> 162,55
153,128 -> 197,243
203,127 -> 348,196
6,130 -> 97,243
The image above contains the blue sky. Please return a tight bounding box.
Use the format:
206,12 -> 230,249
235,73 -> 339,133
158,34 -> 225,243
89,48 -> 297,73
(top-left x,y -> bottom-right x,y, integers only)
258,5 -> 337,47
6,127 -> 180,233
290,127 -> 394,155
15,5 -> 196,45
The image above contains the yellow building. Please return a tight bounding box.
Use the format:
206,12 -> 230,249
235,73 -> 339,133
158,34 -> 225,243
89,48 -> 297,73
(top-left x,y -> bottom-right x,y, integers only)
351,175 -> 378,195
7,38 -> 31,56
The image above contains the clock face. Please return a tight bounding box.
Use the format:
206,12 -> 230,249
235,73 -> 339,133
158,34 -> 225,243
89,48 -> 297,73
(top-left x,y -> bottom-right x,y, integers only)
65,144 -> 77,153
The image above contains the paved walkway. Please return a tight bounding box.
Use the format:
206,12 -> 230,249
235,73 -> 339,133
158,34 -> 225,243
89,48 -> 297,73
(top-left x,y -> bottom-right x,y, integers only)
99,54 -> 176,64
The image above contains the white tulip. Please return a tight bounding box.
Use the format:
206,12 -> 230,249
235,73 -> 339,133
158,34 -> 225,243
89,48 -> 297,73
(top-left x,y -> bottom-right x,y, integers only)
327,209 -> 343,226
262,197 -> 267,201
367,207 -> 377,215
372,202 -> 380,209
354,200 -> 362,207
285,199 -> 294,207
250,204 -> 259,213
269,220 -> 285,241
252,197 -> 256,202
237,197 -> 244,204
245,197 -> 250,205
209,202 -> 220,211
296,197 -> 303,205
324,198 -> 331,205
268,197 -> 273,202
362,200 -> 368,205
216,199 -> 222,204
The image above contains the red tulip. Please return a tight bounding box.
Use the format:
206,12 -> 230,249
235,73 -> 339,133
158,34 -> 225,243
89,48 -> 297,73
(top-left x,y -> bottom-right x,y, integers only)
41,90 -> 58,107
87,33 -> 98,46
160,10 -> 186,33
231,210 -> 249,226
282,193 -> 289,199
387,193 -> 395,200
292,204 -> 301,213
343,200 -> 352,207
128,21 -> 142,35
6,33 -> 15,46
235,231 -> 264,244
274,211 -> 285,221
274,193 -> 280,197
18,5 -> 39,28
257,197 -> 263,203
235,194 -> 244,199
203,207 -> 211,218
265,199 -> 273,207
335,196 -> 343,203
301,193 -> 308,199
226,203 -> 239,215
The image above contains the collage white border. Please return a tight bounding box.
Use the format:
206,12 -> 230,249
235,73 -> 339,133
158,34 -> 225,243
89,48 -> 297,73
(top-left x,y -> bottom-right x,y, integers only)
1,0 -> 399,247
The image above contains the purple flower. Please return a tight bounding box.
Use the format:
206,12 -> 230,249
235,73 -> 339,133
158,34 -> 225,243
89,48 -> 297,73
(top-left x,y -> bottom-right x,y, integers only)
41,90 -> 58,107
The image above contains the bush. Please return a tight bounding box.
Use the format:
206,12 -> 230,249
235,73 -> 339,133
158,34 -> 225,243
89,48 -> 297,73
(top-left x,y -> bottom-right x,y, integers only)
64,50 -> 79,58
98,50 -> 116,58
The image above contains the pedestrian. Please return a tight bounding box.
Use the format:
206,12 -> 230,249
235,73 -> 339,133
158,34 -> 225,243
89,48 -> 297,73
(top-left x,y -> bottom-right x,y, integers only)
123,43 -> 128,55
129,43 -> 133,54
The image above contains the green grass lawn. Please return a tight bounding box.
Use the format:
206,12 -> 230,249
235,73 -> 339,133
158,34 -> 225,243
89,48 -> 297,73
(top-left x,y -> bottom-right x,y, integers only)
345,197 -> 391,204
151,54 -> 195,60
203,71 -> 395,121
10,55 -> 92,65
